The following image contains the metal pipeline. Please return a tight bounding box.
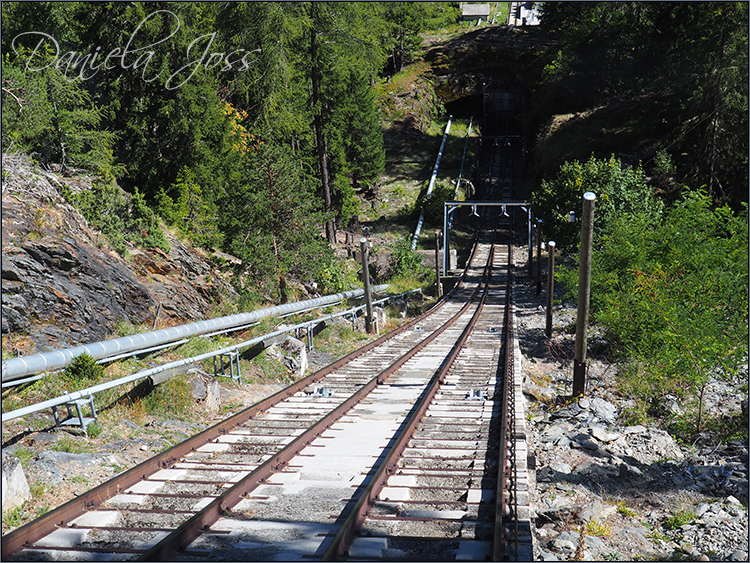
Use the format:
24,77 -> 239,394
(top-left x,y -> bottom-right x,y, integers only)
411,116 -> 452,250
0,287 -> 420,424
1,285 -> 387,382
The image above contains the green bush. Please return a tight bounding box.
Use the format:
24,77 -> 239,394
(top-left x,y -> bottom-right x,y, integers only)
663,510 -> 696,530
560,188 -> 748,434
390,237 -> 426,278
63,353 -> 104,385
68,180 -> 170,255
422,183 -> 455,227
533,155 -> 662,252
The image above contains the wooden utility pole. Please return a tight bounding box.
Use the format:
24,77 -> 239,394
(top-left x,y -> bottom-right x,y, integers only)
573,193 -> 596,397
545,241 -> 556,338
360,238 -> 374,334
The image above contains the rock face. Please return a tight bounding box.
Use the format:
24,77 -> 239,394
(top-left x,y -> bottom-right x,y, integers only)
2,236 -> 155,349
1,153 -> 236,354
1,451 -> 31,512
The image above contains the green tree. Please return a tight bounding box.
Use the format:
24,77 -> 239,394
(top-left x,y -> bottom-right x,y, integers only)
588,190 -> 748,433
537,2 -> 748,207
382,2 -> 427,73
219,144 -> 338,298
533,155 -> 662,252
307,1 -> 387,241
71,179 -> 170,255
1,52 -> 116,175
157,167 -> 223,249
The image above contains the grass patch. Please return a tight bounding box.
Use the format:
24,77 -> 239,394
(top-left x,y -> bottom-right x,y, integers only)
29,481 -> 47,497
313,322 -> 372,360
663,510 -> 696,531
616,499 -> 638,518
86,420 -> 103,438
646,529 -> 670,543
100,396 -> 149,428
142,375 -> 194,419
50,434 -> 93,454
2,504 -> 25,530
12,447 -> 35,468
585,519 -> 611,537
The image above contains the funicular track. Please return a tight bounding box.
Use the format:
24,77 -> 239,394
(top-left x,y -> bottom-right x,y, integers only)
2,219 -> 529,562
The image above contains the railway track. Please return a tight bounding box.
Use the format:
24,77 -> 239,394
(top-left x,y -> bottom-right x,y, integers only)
1,217 -> 531,561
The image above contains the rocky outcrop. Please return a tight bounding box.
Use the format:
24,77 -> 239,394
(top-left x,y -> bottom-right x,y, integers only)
1,153 -> 237,355
2,236 -> 155,349
266,336 -> 308,379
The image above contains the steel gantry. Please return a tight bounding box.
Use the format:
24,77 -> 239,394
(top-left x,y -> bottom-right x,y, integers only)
442,200 -> 532,274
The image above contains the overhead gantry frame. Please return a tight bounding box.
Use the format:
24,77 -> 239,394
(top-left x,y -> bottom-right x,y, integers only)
442,201 -> 532,275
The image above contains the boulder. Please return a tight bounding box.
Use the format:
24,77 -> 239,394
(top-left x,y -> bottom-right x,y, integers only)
190,373 -> 221,413
279,336 -> 308,378
588,397 -> 617,424
2,451 -> 31,512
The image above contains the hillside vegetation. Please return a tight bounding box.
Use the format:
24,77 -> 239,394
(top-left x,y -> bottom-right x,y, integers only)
2,2 -> 461,305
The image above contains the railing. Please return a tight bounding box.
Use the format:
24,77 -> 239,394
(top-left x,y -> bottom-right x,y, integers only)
1,286 -> 388,383
1,288 -> 423,425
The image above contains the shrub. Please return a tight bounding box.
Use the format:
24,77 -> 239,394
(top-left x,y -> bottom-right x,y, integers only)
68,179 -> 170,255
63,353 -> 104,385
533,155 -> 662,253
586,519 -> 612,537
663,510 -> 696,530
390,237 -> 426,278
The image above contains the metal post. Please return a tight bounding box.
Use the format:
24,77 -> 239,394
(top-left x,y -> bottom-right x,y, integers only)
360,238 -> 374,334
482,83 -> 487,128
527,209 -> 533,276
435,231 -> 443,298
545,241 -> 556,338
443,203 -> 450,274
535,220 -> 542,295
573,193 -> 596,397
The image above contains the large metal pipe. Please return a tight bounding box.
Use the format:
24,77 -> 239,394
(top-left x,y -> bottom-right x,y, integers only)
1,287 -> 419,424
411,116 -> 452,250
1,286 -> 387,382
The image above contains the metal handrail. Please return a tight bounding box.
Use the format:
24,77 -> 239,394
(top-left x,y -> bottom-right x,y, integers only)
0,289 -> 422,424
1,286 -> 387,383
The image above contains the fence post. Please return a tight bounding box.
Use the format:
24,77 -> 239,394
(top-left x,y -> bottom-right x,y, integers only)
573,193 -> 596,397
536,219 -> 542,295
545,241 -> 556,338
435,231 -> 443,297
360,238 -> 374,334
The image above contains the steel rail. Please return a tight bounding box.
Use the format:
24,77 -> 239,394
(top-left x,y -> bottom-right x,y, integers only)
0,275 -> 474,559
0,290 -> 433,559
137,281 -> 485,561
321,235 -> 500,561
493,232 -> 514,561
